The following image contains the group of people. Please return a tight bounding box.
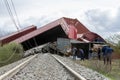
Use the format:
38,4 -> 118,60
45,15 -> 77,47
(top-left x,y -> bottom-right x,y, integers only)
89,48 -> 101,60
72,47 -> 85,60
72,45 -> 114,65
89,45 -> 113,65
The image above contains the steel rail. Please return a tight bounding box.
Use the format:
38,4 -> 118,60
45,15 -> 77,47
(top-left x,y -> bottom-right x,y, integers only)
0,54 -> 38,80
52,55 -> 86,80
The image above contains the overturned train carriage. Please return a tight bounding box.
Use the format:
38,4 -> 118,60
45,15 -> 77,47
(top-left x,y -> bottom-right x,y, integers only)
0,17 -> 106,58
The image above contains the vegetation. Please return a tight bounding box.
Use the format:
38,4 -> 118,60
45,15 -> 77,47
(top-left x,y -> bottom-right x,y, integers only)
75,34 -> 120,80
106,34 -> 120,54
0,42 -> 24,67
75,59 -> 120,80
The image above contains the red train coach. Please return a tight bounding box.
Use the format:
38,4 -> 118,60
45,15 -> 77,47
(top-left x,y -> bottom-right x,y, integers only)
0,25 -> 37,46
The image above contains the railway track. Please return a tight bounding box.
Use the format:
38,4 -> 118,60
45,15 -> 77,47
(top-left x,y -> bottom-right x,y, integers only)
0,53 -> 87,80
0,54 -> 38,80
0,53 -> 109,80
52,55 -> 86,80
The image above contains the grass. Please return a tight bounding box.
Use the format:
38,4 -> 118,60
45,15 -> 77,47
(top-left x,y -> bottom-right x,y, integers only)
75,59 -> 120,80
0,42 -> 24,67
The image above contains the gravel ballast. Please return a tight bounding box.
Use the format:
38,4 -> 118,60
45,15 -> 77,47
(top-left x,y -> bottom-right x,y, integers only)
10,53 -> 75,80
0,55 -> 31,76
54,55 -> 109,80
1,53 -> 110,80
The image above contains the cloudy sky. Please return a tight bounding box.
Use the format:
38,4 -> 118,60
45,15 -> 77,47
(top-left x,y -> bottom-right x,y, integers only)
0,0 -> 120,38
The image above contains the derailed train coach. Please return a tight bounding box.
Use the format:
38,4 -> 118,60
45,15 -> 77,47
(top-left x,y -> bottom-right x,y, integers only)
56,38 -> 105,59
40,38 -> 70,56
0,17 -> 106,57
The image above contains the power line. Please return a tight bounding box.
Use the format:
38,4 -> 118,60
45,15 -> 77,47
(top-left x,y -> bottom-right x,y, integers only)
0,0 -> 22,63
10,0 -> 21,28
3,0 -> 20,31
1,0 -> 38,63
9,0 -> 39,50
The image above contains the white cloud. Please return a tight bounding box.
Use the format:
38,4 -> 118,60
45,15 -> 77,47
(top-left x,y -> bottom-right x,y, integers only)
83,8 -> 120,38
1,0 -> 120,38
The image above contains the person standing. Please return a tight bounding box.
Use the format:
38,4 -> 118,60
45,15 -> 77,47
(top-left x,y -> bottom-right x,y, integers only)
106,46 -> 113,65
72,47 -> 77,60
89,49 -> 93,59
97,48 -> 101,60
79,48 -> 84,61
102,45 -> 108,64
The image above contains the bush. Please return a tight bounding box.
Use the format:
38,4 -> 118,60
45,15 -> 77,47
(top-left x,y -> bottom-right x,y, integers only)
0,42 -> 24,67
106,36 -> 120,54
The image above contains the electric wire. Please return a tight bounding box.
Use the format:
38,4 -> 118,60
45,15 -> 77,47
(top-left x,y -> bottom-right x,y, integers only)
4,0 -> 19,31
0,0 -> 21,63
10,0 -> 21,28
9,0 -> 38,50
1,0 -> 39,64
